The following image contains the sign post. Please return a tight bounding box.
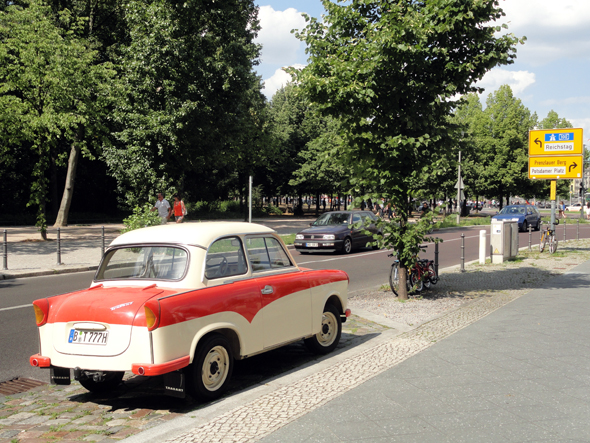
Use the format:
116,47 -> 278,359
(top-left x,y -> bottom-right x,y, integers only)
528,128 -> 584,233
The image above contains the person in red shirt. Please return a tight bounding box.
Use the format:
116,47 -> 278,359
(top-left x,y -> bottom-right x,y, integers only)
173,194 -> 187,223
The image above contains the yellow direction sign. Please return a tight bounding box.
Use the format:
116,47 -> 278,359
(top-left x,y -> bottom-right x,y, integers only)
529,155 -> 584,180
529,128 -> 584,156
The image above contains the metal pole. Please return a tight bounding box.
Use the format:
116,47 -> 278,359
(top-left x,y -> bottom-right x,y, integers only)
248,176 -> 252,223
434,241 -> 439,277
56,228 -> 62,265
577,218 -> 580,241
456,151 -> 461,225
101,226 -> 105,256
460,233 -> 465,272
2,230 -> 7,270
563,220 -> 567,242
528,223 -> 532,251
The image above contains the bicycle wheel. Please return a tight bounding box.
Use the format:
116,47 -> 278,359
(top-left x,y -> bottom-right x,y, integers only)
389,263 -> 400,296
549,235 -> 558,254
409,269 -> 423,294
427,262 -> 438,285
423,268 -> 431,290
539,230 -> 546,253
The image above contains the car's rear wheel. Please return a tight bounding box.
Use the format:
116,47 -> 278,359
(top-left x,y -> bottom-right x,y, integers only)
189,334 -> 233,401
522,220 -> 528,232
79,371 -> 124,394
342,237 -> 353,254
304,304 -> 342,354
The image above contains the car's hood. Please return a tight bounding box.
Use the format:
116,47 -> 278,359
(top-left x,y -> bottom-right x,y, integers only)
492,214 -> 524,221
46,285 -> 180,326
299,225 -> 350,234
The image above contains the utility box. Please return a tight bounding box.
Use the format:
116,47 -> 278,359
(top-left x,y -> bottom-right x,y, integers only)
490,220 -> 516,264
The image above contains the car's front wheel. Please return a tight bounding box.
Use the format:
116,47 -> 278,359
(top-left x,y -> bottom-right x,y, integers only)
304,304 -> 342,354
79,371 -> 124,394
189,334 -> 233,401
342,237 -> 353,254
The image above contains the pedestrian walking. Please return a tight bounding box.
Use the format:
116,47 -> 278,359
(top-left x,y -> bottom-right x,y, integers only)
559,201 -> 566,219
585,202 -> 590,220
173,194 -> 187,223
151,193 -> 172,224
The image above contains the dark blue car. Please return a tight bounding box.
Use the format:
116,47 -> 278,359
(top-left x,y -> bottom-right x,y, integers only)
492,204 -> 541,232
294,211 -> 381,254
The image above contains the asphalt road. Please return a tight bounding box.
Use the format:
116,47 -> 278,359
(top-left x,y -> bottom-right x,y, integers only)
3,220 -> 590,383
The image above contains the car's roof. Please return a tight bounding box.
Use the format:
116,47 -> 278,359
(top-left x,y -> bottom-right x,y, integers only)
110,222 -> 276,248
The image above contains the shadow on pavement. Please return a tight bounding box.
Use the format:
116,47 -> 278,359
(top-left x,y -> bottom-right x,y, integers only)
65,331 -> 384,414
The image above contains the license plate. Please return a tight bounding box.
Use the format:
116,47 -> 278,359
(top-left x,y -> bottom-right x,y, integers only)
306,243 -> 319,247
68,329 -> 109,345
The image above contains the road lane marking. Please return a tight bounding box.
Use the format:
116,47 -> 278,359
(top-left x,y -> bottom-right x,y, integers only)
297,234 -> 487,265
0,303 -> 32,312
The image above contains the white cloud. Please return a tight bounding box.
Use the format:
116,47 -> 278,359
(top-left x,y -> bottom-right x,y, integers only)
500,0 -> 590,30
541,96 -> 590,107
476,68 -> 536,95
569,118 -> 590,144
262,65 -> 305,98
256,6 -> 307,65
499,0 -> 590,64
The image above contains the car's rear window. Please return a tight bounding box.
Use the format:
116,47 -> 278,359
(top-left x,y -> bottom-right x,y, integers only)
96,246 -> 188,281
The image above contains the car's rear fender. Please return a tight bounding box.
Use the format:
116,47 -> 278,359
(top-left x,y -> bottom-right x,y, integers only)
188,323 -> 243,362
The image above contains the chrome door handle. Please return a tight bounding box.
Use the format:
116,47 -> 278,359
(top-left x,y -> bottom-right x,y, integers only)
261,285 -> 273,295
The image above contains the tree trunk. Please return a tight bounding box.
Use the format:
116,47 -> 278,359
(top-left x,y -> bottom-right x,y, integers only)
315,192 -> 320,216
53,142 -> 81,227
50,149 -> 59,218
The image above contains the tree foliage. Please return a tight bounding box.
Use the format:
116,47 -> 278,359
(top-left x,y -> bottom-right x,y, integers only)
0,0 -> 114,235
104,0 -> 263,208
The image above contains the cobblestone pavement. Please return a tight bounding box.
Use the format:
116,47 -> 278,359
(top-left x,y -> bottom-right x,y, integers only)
2,240 -> 590,443
0,316 -> 390,443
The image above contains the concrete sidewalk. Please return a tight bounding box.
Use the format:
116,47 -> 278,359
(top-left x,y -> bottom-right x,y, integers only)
252,260 -> 590,443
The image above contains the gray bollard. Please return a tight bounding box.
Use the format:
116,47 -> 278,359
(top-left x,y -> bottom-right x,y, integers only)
56,228 -> 62,265
101,226 -> 105,256
2,229 -> 7,270
434,241 -> 439,277
460,233 -> 465,272
528,223 -> 532,251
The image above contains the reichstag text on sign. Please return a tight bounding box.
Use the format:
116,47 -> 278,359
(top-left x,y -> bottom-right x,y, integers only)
544,142 -> 574,152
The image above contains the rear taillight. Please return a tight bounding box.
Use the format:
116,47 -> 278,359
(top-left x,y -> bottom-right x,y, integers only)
32,299 -> 49,326
144,300 -> 160,331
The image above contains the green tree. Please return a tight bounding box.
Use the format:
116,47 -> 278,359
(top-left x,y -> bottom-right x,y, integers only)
104,0 -> 262,208
293,0 -> 522,298
0,0 -> 115,236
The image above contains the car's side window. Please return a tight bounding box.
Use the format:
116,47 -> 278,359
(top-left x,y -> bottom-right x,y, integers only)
265,237 -> 293,268
352,214 -> 362,227
245,236 -> 293,272
205,237 -> 247,280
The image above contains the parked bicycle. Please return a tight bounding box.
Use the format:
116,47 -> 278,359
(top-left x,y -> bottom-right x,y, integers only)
539,219 -> 558,254
388,246 -> 438,296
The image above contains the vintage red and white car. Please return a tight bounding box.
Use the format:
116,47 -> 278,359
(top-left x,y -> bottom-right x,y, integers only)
30,222 -> 350,399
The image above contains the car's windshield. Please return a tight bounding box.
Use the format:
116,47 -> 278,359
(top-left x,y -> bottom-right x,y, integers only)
499,206 -> 526,215
96,246 -> 188,281
313,213 -> 350,226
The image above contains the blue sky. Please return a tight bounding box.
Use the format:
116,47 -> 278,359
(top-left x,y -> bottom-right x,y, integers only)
253,0 -> 590,139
